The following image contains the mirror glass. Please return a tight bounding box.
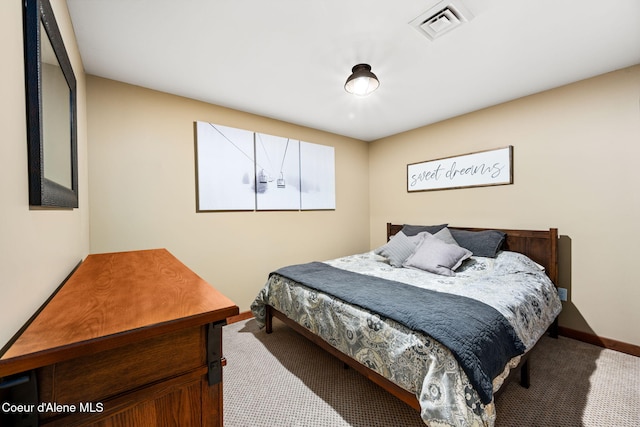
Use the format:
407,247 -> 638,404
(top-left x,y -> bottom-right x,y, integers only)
40,21 -> 72,189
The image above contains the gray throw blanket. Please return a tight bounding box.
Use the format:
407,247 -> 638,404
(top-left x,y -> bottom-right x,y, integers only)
272,262 -> 526,404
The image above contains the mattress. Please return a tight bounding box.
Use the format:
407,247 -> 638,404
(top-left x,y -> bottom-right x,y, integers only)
251,250 -> 562,427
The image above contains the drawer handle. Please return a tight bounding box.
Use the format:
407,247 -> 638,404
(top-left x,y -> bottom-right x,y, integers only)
0,374 -> 30,389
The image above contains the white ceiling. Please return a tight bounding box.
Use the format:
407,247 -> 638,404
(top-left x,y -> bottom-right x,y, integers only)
66,0 -> 640,142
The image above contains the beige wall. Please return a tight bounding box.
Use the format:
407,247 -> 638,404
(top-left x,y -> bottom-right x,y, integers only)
86,76 -> 370,312
2,0 -> 637,353
0,0 -> 89,351
369,65 -> 640,346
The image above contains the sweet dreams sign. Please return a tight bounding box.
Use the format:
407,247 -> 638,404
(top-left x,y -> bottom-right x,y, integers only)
407,146 -> 513,192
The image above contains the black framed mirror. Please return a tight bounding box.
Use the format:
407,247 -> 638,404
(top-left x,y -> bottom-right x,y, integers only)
24,0 -> 78,208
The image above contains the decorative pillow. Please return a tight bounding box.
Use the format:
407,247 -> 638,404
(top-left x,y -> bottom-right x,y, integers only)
407,231 -> 431,245
403,234 -> 472,276
449,229 -> 507,258
432,227 -> 459,246
374,231 -> 417,267
407,228 -> 457,246
401,223 -> 448,236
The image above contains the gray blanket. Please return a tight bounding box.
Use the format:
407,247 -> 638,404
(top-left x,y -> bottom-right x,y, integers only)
272,262 -> 526,404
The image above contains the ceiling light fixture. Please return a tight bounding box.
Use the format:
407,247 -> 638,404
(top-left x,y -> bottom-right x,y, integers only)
344,64 -> 380,96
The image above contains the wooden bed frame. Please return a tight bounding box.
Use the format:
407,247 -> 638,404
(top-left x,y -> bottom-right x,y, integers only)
265,223 -> 559,411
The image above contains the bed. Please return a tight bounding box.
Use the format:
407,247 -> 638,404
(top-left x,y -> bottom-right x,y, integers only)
250,223 -> 562,427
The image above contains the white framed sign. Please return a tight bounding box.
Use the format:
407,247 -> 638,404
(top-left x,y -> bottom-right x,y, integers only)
407,146 -> 513,192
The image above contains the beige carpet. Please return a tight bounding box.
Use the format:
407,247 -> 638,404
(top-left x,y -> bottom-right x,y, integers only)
223,318 -> 639,426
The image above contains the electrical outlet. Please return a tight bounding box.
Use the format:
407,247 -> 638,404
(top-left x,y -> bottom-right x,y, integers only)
557,287 -> 568,302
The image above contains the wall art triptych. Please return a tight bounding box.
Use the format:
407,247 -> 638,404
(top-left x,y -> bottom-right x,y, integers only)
195,121 -> 335,211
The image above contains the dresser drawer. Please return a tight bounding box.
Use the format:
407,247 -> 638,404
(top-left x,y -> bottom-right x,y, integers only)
37,325 -> 205,410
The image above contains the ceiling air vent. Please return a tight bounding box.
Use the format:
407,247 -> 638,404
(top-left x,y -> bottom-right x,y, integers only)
410,0 -> 474,41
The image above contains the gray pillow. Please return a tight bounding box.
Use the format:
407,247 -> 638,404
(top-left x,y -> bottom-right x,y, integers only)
449,229 -> 506,258
432,227 -> 459,246
401,223 -> 448,236
374,231 -> 416,267
403,234 -> 472,276
407,231 -> 430,245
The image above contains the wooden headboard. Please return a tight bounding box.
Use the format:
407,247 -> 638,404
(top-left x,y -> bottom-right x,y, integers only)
387,223 -> 559,285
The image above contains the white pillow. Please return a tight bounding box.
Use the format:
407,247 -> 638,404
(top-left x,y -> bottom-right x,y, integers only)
403,234 -> 472,276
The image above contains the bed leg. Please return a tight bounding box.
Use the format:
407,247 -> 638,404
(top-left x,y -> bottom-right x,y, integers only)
265,305 -> 273,334
549,317 -> 559,339
520,358 -> 530,389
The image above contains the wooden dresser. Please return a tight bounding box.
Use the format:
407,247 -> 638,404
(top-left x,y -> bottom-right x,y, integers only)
0,249 -> 239,427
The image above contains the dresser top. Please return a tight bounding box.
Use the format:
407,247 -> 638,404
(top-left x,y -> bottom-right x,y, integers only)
0,249 -> 238,376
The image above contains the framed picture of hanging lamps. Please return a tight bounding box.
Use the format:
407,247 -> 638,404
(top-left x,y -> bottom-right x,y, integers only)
255,132 -> 300,210
194,121 -> 335,212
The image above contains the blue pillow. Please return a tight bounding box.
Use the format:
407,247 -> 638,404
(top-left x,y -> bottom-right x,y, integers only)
401,223 -> 448,236
449,229 -> 506,258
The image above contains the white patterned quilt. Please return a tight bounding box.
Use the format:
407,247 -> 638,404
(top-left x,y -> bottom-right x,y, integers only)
251,250 -> 562,427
